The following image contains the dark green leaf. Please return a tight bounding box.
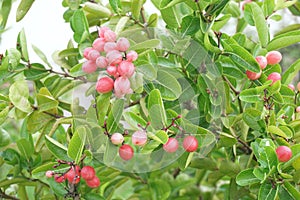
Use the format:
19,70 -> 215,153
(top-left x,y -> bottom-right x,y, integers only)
16,138 -> 34,160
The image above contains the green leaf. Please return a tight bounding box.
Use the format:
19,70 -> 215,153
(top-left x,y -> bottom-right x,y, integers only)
26,111 -> 53,134
267,125 -> 292,139
45,135 -> 71,161
32,45 -> 52,68
181,16 -> 200,36
82,2 -> 111,18
149,179 -> 171,200
131,0 -> 144,19
0,107 -> 10,125
283,181 -> 300,199
7,48 -> 21,68
70,9 -> 90,43
0,128 -> 11,147
161,7 -> 181,28
243,108 -> 266,132
107,99 -> 124,133
130,39 -> 160,51
115,16 -> 129,36
267,30 -> 300,51
32,162 -> 57,175
258,181 -> 278,200
263,0 -> 275,17
37,87 -> 59,112
148,89 -> 167,129
16,0 -> 34,22
259,146 -> 278,170
282,59 -> 300,85
58,48 -> 78,58
236,168 -> 260,186
96,93 -> 112,126
149,130 -> 168,144
17,28 -> 29,61
24,63 -> 49,81
190,157 -> 218,170
16,138 -> 34,160
109,0 -> 122,14
123,111 -> 147,130
218,132 -> 237,147
67,126 -> 87,164
9,80 -> 32,113
0,0 -> 12,30
239,88 -> 262,103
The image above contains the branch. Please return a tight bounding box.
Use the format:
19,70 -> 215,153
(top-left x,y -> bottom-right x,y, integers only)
0,189 -> 20,200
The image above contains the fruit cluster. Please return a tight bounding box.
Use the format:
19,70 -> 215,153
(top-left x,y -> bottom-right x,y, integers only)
82,26 -> 138,98
246,50 -> 282,84
46,161 -> 100,188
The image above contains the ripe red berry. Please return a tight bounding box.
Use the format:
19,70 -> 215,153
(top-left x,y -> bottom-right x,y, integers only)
81,166 -> 96,180
85,176 -> 100,188
183,136 -> 198,152
111,133 -> 124,145
54,174 -> 65,183
45,170 -> 54,178
132,130 -> 147,146
267,72 -> 281,85
266,51 -> 282,65
276,146 -> 292,162
119,144 -> 134,161
96,77 -> 114,94
163,138 -> 179,153
65,165 -> 81,184
106,65 -> 118,77
246,70 -> 261,80
255,56 -> 267,69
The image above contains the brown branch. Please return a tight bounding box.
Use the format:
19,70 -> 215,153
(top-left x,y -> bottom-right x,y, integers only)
0,189 -> 20,200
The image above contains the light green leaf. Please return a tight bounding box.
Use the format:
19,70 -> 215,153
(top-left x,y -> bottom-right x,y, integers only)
45,135 -> 71,161
7,48 -> 21,68
26,111 -> 53,134
107,99 -> 124,133
283,181 -> 300,199
9,80 -> 32,113
17,28 -> 29,61
16,0 -> 34,22
243,108 -> 266,132
37,87 -> 59,112
67,126 -> 87,164
82,2 -> 111,18
236,168 -> 260,186
109,0 -> 122,14
130,39 -> 160,51
32,45 -> 52,68
115,16 -> 129,36
131,0 -> 144,20
70,9 -> 90,43
267,30 -> 300,51
148,89 -> 167,129
16,138 -> 34,160
282,59 -> 300,84
258,181 -> 278,200
149,180 -> 171,200
0,0 -> 12,29
149,130 -> 168,144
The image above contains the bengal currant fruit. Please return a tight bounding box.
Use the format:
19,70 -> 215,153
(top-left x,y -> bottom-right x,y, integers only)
267,72 -> 281,85
96,77 -> 114,94
183,136 -> 199,152
126,50 -> 138,62
246,70 -> 261,80
96,56 -> 108,69
163,138 -> 179,153
266,51 -> 282,65
85,176 -> 100,188
45,170 -> 54,178
276,146 -> 292,162
288,84 -> 295,91
81,166 -> 96,181
255,56 -> 267,69
116,37 -> 130,52
110,133 -> 124,145
296,106 -> 300,113
103,30 -> 117,42
119,144 -> 134,161
65,165 -> 81,184
118,61 -> 135,77
132,130 -> 148,146
297,82 -> 300,91
82,60 -> 97,74
54,174 -> 65,183
114,77 -> 133,98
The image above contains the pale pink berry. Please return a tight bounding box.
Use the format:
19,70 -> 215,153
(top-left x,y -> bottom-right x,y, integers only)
183,136 -> 198,152
163,138 -> 179,153
288,84 -> 295,91
88,49 -> 100,61
119,144 -> 134,161
132,130 -> 147,146
266,51 -> 282,65
106,65 -> 118,77
104,42 -> 117,53
96,77 -> 114,93
83,47 -> 93,59
45,170 -> 54,178
82,60 -> 97,74
118,61 -> 135,78
116,37 -> 130,52
297,82 -> 300,91
114,77 -> 133,98
246,70 -> 261,80
255,56 -> 267,69
92,38 -> 106,52
267,72 -> 281,85
96,56 -> 108,69
98,26 -> 111,38
296,106 -> 300,113
111,133 -> 124,145
104,30 -> 117,42
106,50 -> 123,65
126,50 -> 138,62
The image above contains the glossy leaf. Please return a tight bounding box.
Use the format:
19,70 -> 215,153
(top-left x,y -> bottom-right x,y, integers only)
148,89 -> 167,129
236,168 -> 260,186
45,135 -> 71,161
67,126 -> 87,164
16,0 -> 34,22
267,30 -> 300,51
9,80 -> 32,113
149,130 -> 168,144
282,59 -> 300,84
258,181 -> 278,200
107,99 -> 124,133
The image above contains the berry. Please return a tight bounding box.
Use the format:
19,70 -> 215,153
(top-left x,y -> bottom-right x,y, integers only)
288,84 -> 295,91
92,38 -> 106,52
104,42 -> 117,53
246,70 -> 261,80
54,174 -> 65,183
82,60 -> 97,74
267,72 -> 281,85
183,136 -> 198,152
104,30 -> 117,42
114,77 -> 133,98
87,49 -> 100,61
106,65 -> 118,77
111,133 -> 124,145
276,146 -> 292,162
296,106 -> 300,113
96,56 -> 108,69
163,138 -> 179,153
65,165 -> 81,184
116,37 -> 130,52
126,50 -> 138,62
266,51 -> 282,65
106,50 -> 123,65
83,47 -> 93,59
96,77 -> 114,94
81,166 -> 96,180
98,26 -> 111,38
255,56 -> 267,69
297,82 -> 300,91
85,176 -> 100,188
118,61 -> 135,78
119,144 -> 134,161
131,130 -> 147,146
45,171 -> 54,178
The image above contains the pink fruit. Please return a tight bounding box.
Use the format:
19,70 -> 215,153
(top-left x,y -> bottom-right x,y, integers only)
126,50 -> 138,62
114,77 -> 133,98
83,47 -> 93,59
118,61 -> 135,78
106,65 -> 118,77
45,171 -> 54,178
296,106 -> 300,113
81,166 -> 96,180
288,84 -> 295,91
104,42 -> 117,53
297,82 -> 300,91
96,77 -> 114,93
98,26 -> 111,38
92,38 -> 106,52
119,144 -> 134,161
104,30 -> 117,42
132,130 -> 147,146
82,60 -> 97,74
183,136 -> 198,152
163,138 -> 179,153
255,56 -> 267,69
116,37 -> 130,52
111,133 -> 124,145
85,176 -> 100,188
246,70 -> 261,80
54,174 -> 65,183
65,165 -> 81,184
276,146 -> 292,162
96,56 -> 108,69
267,72 -> 281,85
106,50 -> 123,65
87,49 -> 100,61
266,51 -> 282,65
